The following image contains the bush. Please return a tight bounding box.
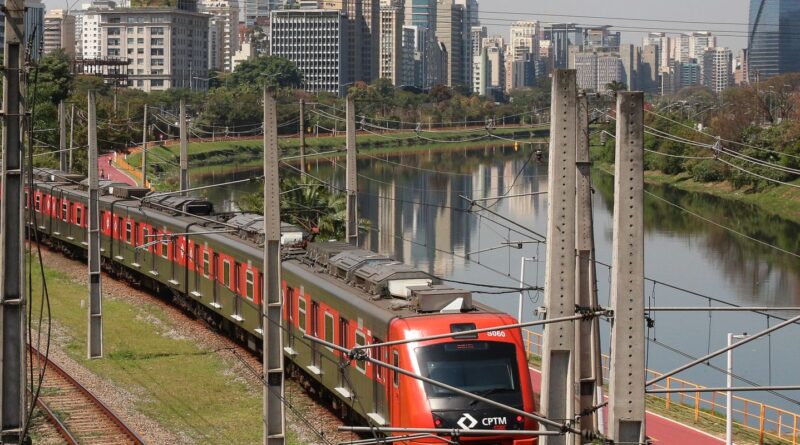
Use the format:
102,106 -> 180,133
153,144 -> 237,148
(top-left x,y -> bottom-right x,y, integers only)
691,160 -> 726,182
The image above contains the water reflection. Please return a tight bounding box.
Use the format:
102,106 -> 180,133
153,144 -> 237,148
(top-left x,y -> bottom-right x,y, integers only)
194,144 -> 800,411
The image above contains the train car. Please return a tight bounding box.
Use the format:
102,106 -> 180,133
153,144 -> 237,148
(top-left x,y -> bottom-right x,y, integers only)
26,169 -> 538,445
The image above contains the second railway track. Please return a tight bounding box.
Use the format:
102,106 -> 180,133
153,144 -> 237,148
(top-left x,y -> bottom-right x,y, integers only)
29,346 -> 147,445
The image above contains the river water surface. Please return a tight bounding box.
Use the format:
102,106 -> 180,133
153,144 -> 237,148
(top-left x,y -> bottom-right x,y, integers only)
194,144 -> 800,414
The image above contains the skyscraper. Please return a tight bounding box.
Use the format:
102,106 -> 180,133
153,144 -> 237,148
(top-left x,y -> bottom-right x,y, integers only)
748,0 -> 800,81
44,10 -> 76,56
200,0 -> 240,72
435,0 -> 464,86
379,1 -> 403,84
703,47 -> 732,93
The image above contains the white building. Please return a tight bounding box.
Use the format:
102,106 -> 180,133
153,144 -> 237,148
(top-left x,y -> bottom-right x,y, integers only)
80,0 -> 117,60
678,31 -> 716,63
44,9 -> 77,56
270,9 -> 348,95
572,50 -> 623,93
232,39 -> 255,71
99,8 -> 209,91
379,1 -> 403,84
703,47 -> 732,93
200,0 -> 239,72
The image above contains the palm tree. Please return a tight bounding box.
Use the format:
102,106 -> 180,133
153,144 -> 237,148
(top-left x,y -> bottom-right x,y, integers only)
606,81 -> 628,93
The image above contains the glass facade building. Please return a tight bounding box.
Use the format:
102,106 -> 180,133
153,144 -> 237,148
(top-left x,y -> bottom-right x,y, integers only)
748,0 -> 800,81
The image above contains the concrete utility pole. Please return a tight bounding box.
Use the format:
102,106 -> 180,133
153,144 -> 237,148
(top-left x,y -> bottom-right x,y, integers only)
141,104 -> 148,187
299,99 -> 306,174
574,93 -> 603,441
179,98 -> 188,195
262,88 -> 286,445
87,90 -> 103,359
345,95 -> 358,244
608,91 -> 646,444
0,0 -> 27,440
59,100 -> 68,171
540,69 -> 577,445
69,104 -> 76,172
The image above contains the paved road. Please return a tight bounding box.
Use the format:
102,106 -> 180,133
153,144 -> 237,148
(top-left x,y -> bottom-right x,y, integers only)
99,153 -> 136,186
529,367 -> 724,445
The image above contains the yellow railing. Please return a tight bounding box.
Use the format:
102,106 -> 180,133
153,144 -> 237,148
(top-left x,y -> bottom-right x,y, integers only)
522,329 -> 799,444
113,150 -> 151,188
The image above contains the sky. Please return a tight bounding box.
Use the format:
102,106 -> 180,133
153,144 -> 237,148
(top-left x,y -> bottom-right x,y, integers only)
483,0 -> 751,52
43,0 -> 753,53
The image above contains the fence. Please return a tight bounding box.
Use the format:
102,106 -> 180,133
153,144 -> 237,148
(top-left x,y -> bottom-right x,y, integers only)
112,149 -> 150,188
522,329 -> 799,444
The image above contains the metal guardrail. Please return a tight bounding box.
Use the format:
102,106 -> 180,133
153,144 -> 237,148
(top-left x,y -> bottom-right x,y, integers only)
523,329 -> 799,444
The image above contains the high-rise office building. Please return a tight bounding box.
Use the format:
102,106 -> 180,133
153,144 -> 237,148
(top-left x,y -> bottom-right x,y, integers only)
703,47 -> 732,93
322,0 -> 379,83
401,25 -> 415,85
641,43 -> 660,93
572,50 -> 622,92
270,9 -> 349,94
200,0 -> 239,72
435,0 -> 464,86
44,9 -> 77,56
678,31 -> 716,63
379,1 -> 403,84
584,25 -> 619,51
619,43 -> 638,90
543,23 -> 583,69
98,7 -> 209,91
748,0 -> 800,81
0,0 -> 45,60
734,48 -> 749,85
643,32 -> 671,71
455,0 -> 478,89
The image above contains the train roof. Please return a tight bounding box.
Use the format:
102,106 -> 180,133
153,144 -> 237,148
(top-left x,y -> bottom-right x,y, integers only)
32,169 -> 501,320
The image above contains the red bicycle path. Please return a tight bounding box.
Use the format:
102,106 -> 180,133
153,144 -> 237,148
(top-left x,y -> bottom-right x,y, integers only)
99,152 -> 137,186
529,367 -> 724,444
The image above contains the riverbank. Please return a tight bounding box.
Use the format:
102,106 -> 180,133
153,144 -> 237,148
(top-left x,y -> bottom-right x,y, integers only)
594,160 -> 800,223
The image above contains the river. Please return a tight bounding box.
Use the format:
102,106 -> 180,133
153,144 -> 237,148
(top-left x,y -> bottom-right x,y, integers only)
194,144 -> 800,414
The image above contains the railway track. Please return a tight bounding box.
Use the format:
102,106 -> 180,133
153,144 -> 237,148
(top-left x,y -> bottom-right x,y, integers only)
29,346 -> 147,445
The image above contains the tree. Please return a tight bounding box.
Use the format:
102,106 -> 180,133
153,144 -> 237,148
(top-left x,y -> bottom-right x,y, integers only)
606,80 -> 627,93
230,56 -> 303,88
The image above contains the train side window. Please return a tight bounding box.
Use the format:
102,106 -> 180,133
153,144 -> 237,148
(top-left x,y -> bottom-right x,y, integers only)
311,302 -> 319,337
222,259 -> 231,288
324,312 -> 334,350
61,202 -> 68,221
35,195 -> 41,211
125,221 -> 132,243
373,341 -> 384,381
298,296 -> 307,333
142,226 -> 149,250
24,192 -> 28,209
392,350 -> 400,387
203,250 -> 210,277
245,270 -> 254,301
161,234 -> 169,258
75,207 -> 83,227
354,331 -> 367,373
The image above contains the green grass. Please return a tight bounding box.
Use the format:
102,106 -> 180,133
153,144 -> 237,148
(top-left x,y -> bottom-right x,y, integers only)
30,261 -> 265,444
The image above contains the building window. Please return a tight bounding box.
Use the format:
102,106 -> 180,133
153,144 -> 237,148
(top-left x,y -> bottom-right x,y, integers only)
151,48 -> 163,55
222,259 -> 231,288
151,38 -> 164,46
137,48 -> 144,54
137,38 -> 144,44
127,37 -> 133,44
151,58 -> 164,66
298,296 -> 306,333
245,270 -> 254,301
151,79 -> 164,87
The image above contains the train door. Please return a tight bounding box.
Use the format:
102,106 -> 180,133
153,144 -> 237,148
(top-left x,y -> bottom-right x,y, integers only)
285,287 -> 295,349
338,319 -> 349,392
116,216 -> 125,259
390,349 -> 400,426
373,342 -> 386,421
193,244 -> 201,294
171,237 -> 178,283
133,222 -> 140,266
311,302 -> 320,368
233,262 -> 241,319
212,252 -> 220,307
150,229 -> 158,273
66,202 -> 74,240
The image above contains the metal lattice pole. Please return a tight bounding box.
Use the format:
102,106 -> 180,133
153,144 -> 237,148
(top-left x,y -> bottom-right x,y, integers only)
262,88 -> 286,445
59,101 -> 68,172
574,93 -> 602,441
179,98 -> 188,195
540,69 -> 577,445
87,90 -> 104,359
0,0 -> 27,439
299,99 -> 306,174
608,91 -> 646,444
345,95 -> 358,244
141,104 -> 148,187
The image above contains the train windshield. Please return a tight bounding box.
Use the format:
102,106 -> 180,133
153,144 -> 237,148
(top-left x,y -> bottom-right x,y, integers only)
415,341 -> 520,398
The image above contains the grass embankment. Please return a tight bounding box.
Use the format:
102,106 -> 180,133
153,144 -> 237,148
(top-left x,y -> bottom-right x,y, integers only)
126,126 -> 548,181
29,260 -> 292,445
593,161 -> 800,222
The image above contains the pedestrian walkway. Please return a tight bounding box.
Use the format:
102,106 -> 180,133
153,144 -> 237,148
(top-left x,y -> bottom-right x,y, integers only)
528,368 -> 724,445
98,152 -> 136,186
